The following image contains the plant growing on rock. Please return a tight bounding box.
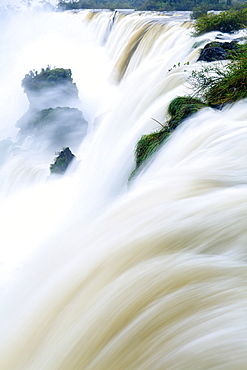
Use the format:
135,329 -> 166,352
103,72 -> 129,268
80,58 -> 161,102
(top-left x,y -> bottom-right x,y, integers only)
167,96 -> 206,129
16,106 -> 87,149
190,47 -> 247,106
134,128 -> 171,170
197,41 -> 244,62
22,66 -> 77,93
50,147 -> 76,175
130,96 -> 205,179
17,67 -> 87,151
21,66 -> 79,109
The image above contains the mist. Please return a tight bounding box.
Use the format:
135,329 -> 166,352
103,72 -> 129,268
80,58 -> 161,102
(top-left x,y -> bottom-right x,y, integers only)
1,8 -> 247,370
0,9 -> 116,285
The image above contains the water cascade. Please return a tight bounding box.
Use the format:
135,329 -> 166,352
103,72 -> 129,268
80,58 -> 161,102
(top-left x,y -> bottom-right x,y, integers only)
1,9 -> 247,369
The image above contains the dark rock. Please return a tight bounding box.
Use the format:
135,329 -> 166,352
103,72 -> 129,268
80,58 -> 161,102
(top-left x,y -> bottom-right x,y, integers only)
50,147 -> 75,175
197,41 -> 239,62
215,33 -> 233,40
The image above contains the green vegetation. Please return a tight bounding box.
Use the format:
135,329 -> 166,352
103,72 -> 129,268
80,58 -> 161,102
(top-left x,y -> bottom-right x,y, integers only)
57,0 -> 244,12
131,6 -> 247,178
17,107 -> 85,131
18,66 -> 87,150
50,147 -> 76,175
190,7 -> 247,106
191,4 -> 211,19
27,107 -> 84,131
190,47 -> 247,106
193,7 -> 247,35
197,41 -> 245,62
57,0 -> 141,10
135,128 -> 171,170
17,106 -> 87,150
168,96 -> 206,129
21,66 -> 78,95
131,96 -> 205,178
139,0 -> 226,12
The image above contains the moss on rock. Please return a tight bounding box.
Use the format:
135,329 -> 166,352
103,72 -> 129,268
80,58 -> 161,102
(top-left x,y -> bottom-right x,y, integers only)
167,96 -> 206,129
190,46 -> 247,107
50,147 -> 75,175
17,106 -> 87,149
135,128 -> 171,169
131,96 -> 205,179
22,66 -> 78,95
21,66 -> 79,110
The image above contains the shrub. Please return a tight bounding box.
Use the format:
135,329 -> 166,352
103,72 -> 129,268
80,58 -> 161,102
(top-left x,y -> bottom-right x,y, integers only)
190,47 -> 247,106
193,8 -> 247,36
191,4 -> 210,20
21,66 -> 77,93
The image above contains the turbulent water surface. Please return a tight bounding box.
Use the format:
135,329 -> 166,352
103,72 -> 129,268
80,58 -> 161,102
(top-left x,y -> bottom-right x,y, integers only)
1,8 -> 247,369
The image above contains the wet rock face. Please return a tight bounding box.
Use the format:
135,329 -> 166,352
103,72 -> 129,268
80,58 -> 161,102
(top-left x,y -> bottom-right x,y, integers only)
197,41 -> 238,62
16,107 -> 88,150
50,147 -> 76,175
22,67 -> 79,110
17,67 -> 88,152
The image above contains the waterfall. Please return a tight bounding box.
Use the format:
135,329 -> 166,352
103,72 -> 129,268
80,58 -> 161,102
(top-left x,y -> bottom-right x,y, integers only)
1,9 -> 247,369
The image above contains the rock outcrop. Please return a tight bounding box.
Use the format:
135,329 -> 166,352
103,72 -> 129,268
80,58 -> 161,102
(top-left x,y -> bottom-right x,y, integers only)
197,41 -> 239,62
17,67 -> 88,151
50,147 -> 76,175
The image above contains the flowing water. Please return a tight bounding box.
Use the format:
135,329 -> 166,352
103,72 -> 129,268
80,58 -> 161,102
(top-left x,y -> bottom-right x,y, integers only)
1,8 -> 247,369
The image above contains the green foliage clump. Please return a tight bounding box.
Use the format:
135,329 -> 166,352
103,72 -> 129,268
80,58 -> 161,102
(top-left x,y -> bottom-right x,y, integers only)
57,0 -> 242,12
50,147 -> 75,175
30,107 -> 83,130
58,0 -> 145,10
193,8 -> 247,36
191,4 -> 210,20
21,66 -> 76,93
129,128 -> 170,180
131,96 -> 205,179
16,106 -> 87,149
168,96 -> 206,129
57,0 -> 247,12
135,128 -> 171,169
190,47 -> 247,106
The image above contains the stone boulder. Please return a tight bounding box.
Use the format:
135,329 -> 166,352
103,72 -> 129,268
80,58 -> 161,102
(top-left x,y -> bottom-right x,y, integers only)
197,41 -> 239,62
50,147 -> 76,175
21,67 -> 79,110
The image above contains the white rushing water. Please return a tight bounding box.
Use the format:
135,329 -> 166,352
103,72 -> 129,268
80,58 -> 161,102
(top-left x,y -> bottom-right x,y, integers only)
1,8 -> 247,369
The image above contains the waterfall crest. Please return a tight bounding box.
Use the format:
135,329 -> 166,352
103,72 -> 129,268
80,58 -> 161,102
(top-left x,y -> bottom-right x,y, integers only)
1,9 -> 247,369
